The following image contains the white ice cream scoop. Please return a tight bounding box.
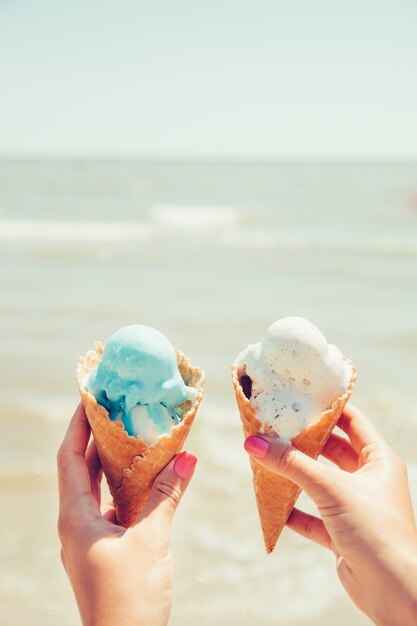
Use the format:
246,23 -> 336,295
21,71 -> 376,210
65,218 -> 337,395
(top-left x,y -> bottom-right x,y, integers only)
235,317 -> 352,440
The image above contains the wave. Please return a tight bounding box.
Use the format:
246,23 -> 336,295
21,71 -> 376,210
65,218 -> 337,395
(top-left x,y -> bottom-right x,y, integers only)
0,220 -> 154,242
0,217 -> 415,256
149,204 -> 240,229
0,204 -> 241,243
217,230 -> 417,256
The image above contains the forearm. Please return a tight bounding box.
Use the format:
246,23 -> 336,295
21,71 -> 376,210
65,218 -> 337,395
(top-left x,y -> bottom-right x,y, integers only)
64,559 -> 159,626
72,573 -> 171,626
374,595 -> 417,626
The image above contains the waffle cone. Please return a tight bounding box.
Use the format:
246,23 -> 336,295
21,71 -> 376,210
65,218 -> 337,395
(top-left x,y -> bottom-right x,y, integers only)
232,362 -> 356,553
77,342 -> 205,527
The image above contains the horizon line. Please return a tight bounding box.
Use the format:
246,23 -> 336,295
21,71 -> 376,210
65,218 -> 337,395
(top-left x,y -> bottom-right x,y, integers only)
1,153 -> 417,164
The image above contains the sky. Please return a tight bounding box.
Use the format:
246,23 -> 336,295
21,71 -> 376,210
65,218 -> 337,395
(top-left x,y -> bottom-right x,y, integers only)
0,0 -> 417,159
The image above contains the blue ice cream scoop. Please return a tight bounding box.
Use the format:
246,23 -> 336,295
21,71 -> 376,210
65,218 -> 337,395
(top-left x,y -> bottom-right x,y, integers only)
85,325 -> 197,443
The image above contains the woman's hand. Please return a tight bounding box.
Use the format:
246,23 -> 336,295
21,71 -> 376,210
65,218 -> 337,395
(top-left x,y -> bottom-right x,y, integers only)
57,404 -> 197,626
244,404 -> 417,626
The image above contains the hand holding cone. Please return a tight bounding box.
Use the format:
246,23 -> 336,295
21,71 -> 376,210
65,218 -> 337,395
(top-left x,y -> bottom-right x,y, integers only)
232,362 -> 356,553
77,342 -> 205,527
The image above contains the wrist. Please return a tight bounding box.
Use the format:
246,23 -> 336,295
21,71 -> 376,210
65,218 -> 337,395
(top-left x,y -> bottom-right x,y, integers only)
79,585 -> 171,626
372,548 -> 417,626
83,606 -> 168,626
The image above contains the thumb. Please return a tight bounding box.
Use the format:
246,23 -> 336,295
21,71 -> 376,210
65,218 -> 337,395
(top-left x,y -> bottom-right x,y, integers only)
244,434 -> 337,503
135,451 -> 197,529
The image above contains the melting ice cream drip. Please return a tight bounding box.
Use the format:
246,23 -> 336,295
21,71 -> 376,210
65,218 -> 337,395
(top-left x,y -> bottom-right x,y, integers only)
85,325 -> 197,444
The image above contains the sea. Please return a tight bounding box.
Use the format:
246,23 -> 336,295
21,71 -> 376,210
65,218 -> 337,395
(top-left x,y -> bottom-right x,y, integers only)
0,160 -> 416,626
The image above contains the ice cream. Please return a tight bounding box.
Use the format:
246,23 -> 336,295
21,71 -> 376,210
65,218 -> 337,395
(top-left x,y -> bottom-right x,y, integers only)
232,316 -> 355,552
235,317 -> 352,440
77,326 -> 204,527
85,325 -> 198,444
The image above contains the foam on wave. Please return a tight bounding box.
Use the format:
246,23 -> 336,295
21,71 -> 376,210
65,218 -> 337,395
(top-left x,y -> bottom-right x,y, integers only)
0,220 -> 153,242
1,217 -> 415,256
150,205 -> 240,229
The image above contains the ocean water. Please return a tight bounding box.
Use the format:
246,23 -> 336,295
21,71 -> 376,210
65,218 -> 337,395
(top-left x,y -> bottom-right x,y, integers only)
0,160 -> 416,625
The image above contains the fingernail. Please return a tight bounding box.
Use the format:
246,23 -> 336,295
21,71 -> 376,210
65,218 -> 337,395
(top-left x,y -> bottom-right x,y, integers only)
244,435 -> 270,459
174,451 -> 198,479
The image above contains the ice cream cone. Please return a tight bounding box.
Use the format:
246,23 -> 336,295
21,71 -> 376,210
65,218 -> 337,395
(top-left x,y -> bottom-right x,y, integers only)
77,342 -> 205,527
232,362 -> 356,553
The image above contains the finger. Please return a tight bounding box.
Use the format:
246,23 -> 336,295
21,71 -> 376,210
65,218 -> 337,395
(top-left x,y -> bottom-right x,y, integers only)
321,434 -> 358,472
244,435 -> 338,503
86,440 -> 102,482
85,440 -> 103,506
135,452 -> 197,532
60,548 -> 67,573
57,403 -> 99,518
60,403 -> 91,456
287,507 -> 333,551
337,404 -> 385,455
102,508 -> 117,524
101,496 -> 115,517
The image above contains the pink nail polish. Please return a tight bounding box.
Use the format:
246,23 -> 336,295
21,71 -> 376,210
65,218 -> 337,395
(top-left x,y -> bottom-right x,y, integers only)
244,435 -> 270,459
174,452 -> 198,479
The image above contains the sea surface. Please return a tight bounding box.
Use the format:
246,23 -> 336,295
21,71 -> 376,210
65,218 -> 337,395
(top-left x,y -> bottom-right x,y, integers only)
0,160 -> 416,625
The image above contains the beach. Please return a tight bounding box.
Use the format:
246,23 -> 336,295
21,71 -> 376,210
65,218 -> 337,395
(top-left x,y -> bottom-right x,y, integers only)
0,160 -> 416,625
